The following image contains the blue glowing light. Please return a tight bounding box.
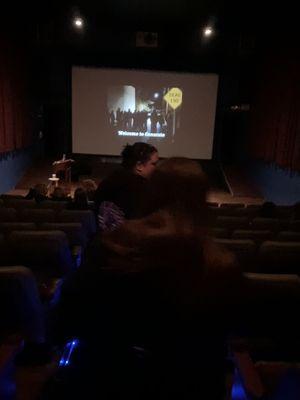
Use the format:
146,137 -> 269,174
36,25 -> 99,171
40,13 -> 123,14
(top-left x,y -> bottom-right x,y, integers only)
231,381 -> 246,400
59,339 -> 79,367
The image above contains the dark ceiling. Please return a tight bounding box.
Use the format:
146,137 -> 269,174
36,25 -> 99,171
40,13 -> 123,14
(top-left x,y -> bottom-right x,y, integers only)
4,0 -> 298,38
2,0 -> 299,72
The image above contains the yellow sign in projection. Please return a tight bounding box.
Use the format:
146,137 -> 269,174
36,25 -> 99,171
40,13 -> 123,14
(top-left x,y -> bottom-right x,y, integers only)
164,88 -> 182,110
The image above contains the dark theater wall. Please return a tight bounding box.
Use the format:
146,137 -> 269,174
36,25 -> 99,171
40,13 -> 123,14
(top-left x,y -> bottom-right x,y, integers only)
0,142 -> 44,194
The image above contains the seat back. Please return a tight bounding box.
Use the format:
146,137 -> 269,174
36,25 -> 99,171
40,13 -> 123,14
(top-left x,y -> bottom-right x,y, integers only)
259,241 -> 300,274
232,230 -> 273,245
215,216 -> 249,231
19,209 -> 56,224
0,194 -> 23,201
220,203 -> 245,208
58,210 -> 97,237
0,234 -> 12,265
36,201 -> 68,211
233,208 -> 260,218
276,205 -> 293,220
0,208 -> 17,222
214,239 -> 256,271
246,204 -> 261,210
242,272 -> 300,335
8,231 -> 73,279
4,199 -> 36,209
40,223 -> 87,247
211,228 -> 230,239
277,231 -> 300,242
207,201 -> 219,208
289,220 -> 300,232
0,222 -> 36,235
251,218 -> 280,232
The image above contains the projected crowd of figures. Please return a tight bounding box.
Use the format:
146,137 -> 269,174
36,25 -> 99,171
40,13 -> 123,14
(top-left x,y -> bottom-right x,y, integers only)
107,85 -> 182,141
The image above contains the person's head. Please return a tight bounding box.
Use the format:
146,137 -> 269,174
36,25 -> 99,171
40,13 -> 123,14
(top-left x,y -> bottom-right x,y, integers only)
73,187 -> 88,206
81,179 -> 97,201
148,157 -> 209,228
121,142 -> 159,178
51,186 -> 66,199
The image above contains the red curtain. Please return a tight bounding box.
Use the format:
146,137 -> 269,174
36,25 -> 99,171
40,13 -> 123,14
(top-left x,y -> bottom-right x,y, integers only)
249,48 -> 300,171
0,37 -> 32,154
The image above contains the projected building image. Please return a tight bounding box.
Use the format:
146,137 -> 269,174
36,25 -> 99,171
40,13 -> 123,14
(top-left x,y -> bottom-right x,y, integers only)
107,85 -> 182,140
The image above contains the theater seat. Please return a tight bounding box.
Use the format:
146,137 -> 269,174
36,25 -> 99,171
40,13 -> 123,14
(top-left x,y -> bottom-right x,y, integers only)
289,220 -> 300,232
258,241 -> 300,274
233,208 -> 259,218
232,230 -> 273,245
276,205 -> 293,220
0,194 -> 23,201
8,231 -> 74,282
246,204 -> 261,210
232,272 -> 300,399
19,209 -> 56,224
251,218 -> 280,232
277,231 -> 300,242
39,223 -> 87,248
36,201 -> 68,211
236,272 -> 300,349
214,239 -> 256,271
215,216 -> 250,231
0,222 -> 36,236
58,210 -> 97,237
0,234 -> 12,265
0,208 -> 17,222
211,228 -> 230,239
207,201 -> 219,207
4,199 -> 36,209
220,203 -> 245,208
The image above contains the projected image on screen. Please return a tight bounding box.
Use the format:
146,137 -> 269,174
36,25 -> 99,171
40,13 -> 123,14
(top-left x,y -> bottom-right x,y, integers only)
72,67 -> 218,158
107,86 -> 182,142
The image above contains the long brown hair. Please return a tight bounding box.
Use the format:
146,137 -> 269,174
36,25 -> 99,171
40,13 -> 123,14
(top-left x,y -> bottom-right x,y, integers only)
147,157 -> 209,232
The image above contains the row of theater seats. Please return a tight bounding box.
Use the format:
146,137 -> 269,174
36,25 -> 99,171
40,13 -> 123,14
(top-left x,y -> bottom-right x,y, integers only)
0,222 -> 88,248
211,212 -> 300,394
210,206 -> 300,275
0,202 -> 97,307
0,197 -> 71,211
209,203 -> 299,219
214,238 -> 300,274
212,227 -> 300,242
208,200 -> 295,210
0,208 -> 97,237
231,272 -> 300,399
213,216 -> 300,232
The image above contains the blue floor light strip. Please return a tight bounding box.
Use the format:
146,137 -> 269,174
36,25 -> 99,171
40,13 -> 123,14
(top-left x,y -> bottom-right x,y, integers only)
59,339 -> 80,367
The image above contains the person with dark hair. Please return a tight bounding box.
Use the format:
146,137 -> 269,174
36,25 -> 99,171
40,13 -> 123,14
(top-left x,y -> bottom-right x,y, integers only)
94,142 -> 159,230
50,186 -> 70,202
67,188 -> 89,210
25,183 -> 48,203
81,179 -> 97,202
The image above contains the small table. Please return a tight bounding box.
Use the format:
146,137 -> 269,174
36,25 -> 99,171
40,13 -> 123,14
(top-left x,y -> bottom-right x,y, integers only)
48,177 -> 60,188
